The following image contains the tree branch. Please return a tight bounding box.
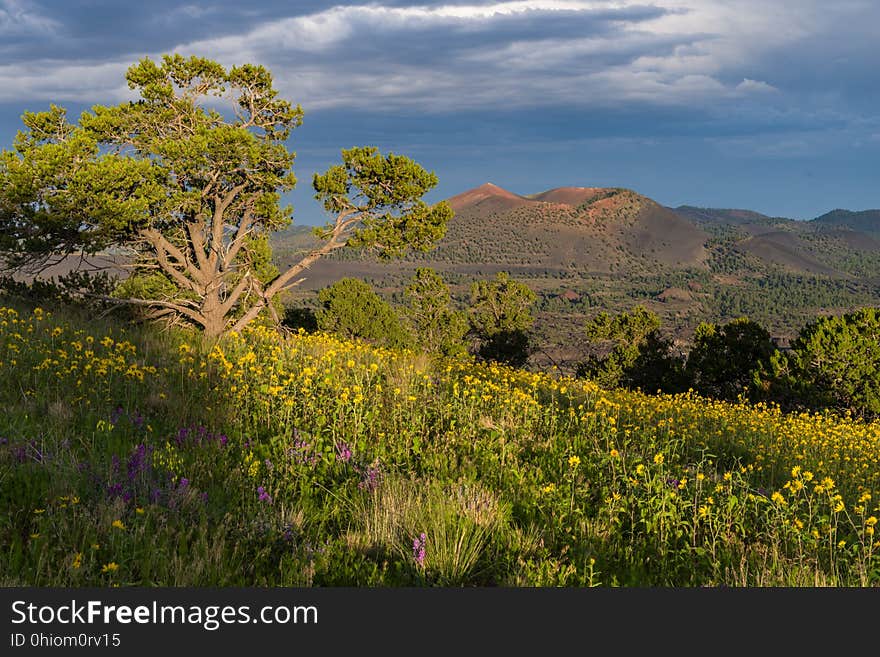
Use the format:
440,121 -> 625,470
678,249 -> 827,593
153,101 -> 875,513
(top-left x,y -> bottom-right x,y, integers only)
221,209 -> 254,271
227,210 -> 360,333
186,217 -> 210,273
210,182 -> 249,268
140,228 -> 204,292
219,271 -> 252,317
83,293 -> 206,326
264,210 -> 360,298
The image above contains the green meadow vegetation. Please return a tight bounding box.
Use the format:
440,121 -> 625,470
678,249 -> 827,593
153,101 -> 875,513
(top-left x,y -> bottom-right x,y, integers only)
1,300 -> 878,587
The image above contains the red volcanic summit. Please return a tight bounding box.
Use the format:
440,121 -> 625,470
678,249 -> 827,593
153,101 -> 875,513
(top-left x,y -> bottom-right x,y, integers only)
527,186 -> 606,206
441,181 -> 711,271
446,182 -> 532,213
447,183 -> 614,213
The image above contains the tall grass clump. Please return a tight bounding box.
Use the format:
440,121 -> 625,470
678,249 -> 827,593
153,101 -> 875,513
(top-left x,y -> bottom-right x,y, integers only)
353,476 -> 505,585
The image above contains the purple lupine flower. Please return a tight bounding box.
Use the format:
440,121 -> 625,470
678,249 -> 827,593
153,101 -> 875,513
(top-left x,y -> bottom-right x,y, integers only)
201,492 -> 209,504
131,412 -> 145,430
178,477 -> 190,490
12,439 -> 49,464
127,444 -> 149,482
335,442 -> 352,463
289,437 -> 319,466
666,477 -> 680,490
257,486 -> 272,504
413,533 -> 427,568
218,434 -> 228,447
150,488 -> 162,503
107,482 -> 124,499
111,406 -> 124,425
0,437 -> 8,445
358,464 -> 382,491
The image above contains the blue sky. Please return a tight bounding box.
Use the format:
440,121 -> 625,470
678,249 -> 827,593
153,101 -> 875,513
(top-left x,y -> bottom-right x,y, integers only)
1,0 -> 878,224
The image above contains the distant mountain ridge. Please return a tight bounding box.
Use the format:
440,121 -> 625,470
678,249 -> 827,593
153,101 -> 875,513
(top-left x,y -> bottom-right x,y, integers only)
672,204 -> 880,272
674,206 -> 780,226
274,182 -> 880,286
676,205 -> 880,234
812,209 -> 880,235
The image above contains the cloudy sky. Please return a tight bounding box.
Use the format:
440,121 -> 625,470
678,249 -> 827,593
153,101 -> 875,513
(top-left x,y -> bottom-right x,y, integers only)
1,0 -> 878,223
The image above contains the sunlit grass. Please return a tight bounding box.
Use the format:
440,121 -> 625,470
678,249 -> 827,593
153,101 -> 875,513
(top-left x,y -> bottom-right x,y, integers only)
1,301 -> 878,586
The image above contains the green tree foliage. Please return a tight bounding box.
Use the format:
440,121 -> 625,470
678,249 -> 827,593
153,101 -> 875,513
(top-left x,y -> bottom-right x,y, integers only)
755,307 -> 880,418
316,278 -> 411,349
576,306 -> 685,392
282,306 -> 318,333
0,55 -> 451,337
403,268 -> 468,357
312,147 -> 452,260
0,270 -> 118,313
468,272 -> 536,367
685,317 -> 777,400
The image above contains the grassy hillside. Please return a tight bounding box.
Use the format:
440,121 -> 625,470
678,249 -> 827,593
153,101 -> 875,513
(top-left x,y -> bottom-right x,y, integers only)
2,301 -> 879,586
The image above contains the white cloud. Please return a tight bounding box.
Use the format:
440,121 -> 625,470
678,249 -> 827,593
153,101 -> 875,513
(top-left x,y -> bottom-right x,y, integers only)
0,0 -> 58,36
735,78 -> 778,94
0,0 -> 876,118
175,0 -> 849,111
0,61 -> 131,103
